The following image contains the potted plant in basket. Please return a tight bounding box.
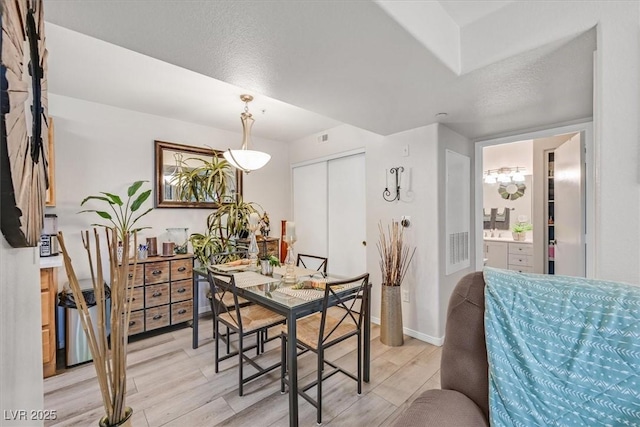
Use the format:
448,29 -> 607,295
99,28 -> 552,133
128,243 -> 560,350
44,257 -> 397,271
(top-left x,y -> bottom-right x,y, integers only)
511,221 -> 532,242
377,220 -> 416,347
56,181 -> 153,426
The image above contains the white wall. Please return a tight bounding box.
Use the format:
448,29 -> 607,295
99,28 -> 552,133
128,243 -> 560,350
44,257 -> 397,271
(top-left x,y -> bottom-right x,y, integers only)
49,94 -> 291,310
0,243 -> 43,426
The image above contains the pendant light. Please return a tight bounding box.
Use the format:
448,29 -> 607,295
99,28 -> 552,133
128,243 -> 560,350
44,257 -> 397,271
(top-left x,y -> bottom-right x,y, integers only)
223,94 -> 271,173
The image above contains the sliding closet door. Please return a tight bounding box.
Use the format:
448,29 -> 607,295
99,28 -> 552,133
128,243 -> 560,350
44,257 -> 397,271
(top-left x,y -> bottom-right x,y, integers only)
292,162 -> 328,257
327,153 -> 366,277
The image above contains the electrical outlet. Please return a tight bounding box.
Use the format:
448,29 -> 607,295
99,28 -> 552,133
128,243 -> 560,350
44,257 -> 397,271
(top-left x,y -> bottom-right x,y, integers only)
402,145 -> 409,157
402,289 -> 410,302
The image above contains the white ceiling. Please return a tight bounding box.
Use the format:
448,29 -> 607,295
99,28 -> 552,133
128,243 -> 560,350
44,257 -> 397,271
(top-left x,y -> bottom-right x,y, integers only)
42,0 -> 594,142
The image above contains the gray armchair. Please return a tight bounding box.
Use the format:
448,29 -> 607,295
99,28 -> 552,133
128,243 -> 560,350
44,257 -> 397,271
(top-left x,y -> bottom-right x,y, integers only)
393,272 -> 489,426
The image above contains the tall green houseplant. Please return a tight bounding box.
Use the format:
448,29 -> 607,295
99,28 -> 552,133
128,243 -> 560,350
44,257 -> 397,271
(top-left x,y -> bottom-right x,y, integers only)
79,180 -> 153,241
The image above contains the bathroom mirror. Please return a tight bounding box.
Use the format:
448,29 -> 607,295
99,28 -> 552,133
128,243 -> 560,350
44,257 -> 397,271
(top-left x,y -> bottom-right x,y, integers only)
154,140 -> 243,208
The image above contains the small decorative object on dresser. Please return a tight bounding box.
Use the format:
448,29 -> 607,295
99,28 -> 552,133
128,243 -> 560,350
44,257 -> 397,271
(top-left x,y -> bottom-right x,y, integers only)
377,220 -> 416,346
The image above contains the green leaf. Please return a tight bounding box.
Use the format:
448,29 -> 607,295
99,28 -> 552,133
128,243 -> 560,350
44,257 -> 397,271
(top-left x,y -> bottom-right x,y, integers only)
101,192 -> 123,206
130,189 -> 151,212
78,209 -> 113,220
127,180 -> 147,197
80,195 -> 113,206
131,207 -> 153,225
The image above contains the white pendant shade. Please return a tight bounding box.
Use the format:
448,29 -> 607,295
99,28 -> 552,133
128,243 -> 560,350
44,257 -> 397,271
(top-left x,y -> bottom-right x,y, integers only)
223,149 -> 271,172
224,94 -> 271,173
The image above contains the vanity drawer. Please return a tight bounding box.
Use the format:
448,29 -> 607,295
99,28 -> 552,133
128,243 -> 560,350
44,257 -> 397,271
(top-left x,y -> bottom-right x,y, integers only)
508,243 -> 533,256
509,265 -> 534,273
171,279 -> 192,302
128,310 -> 145,335
145,261 -> 170,284
508,253 -> 532,267
145,305 -> 170,331
171,300 -> 193,324
145,283 -> 170,308
171,259 -> 192,281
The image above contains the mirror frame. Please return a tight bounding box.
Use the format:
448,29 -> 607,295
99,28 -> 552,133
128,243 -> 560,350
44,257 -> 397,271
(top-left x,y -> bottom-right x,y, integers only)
154,140 -> 243,208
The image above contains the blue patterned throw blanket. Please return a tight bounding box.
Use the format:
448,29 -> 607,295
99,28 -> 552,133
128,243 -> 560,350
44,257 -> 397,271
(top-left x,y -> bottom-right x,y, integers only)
484,267 -> 640,426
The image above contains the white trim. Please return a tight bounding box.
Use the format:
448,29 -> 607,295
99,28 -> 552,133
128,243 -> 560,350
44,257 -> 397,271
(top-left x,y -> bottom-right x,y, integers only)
370,317 -> 444,347
474,121 -> 595,278
290,147 -> 366,169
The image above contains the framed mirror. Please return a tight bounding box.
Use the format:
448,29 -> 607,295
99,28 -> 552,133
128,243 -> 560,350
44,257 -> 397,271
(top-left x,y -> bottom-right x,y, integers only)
154,140 -> 243,208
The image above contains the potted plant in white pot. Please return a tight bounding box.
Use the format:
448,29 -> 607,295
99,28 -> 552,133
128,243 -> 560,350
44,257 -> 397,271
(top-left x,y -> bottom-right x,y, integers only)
377,220 -> 416,346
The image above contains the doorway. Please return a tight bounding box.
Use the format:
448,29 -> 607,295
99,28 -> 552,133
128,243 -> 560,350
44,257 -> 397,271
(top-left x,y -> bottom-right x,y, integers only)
475,122 -> 594,278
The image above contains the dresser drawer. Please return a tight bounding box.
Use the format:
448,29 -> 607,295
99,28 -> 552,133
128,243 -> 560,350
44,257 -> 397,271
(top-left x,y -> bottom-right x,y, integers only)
508,253 -> 532,267
127,264 -> 145,287
171,300 -> 193,324
171,259 -> 192,281
145,261 -> 170,284
508,265 -> 534,273
145,306 -> 170,331
42,328 -> 52,363
127,286 -> 145,312
128,310 -> 145,335
171,279 -> 192,302
508,243 -> 533,256
145,283 -> 170,307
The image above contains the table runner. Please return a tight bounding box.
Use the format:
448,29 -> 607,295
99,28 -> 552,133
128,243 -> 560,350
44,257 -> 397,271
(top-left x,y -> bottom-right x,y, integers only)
275,280 -> 360,301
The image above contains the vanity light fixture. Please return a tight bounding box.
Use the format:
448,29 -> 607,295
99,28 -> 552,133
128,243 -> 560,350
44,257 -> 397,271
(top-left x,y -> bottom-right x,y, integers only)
383,166 -> 404,202
223,94 -> 271,173
483,167 -> 527,184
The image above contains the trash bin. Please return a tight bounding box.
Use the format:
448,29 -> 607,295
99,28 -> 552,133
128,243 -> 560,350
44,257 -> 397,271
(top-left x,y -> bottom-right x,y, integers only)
58,280 -> 111,367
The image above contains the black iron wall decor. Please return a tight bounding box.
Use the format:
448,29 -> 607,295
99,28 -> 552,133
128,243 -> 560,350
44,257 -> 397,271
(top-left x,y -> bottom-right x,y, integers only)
1,0 -> 50,247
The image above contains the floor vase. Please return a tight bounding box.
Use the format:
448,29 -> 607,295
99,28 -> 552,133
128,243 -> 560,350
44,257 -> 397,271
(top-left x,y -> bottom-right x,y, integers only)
99,408 -> 133,427
380,285 -> 404,346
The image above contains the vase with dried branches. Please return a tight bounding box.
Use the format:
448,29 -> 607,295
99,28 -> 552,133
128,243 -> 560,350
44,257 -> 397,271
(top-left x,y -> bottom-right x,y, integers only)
377,220 -> 416,346
58,228 -> 137,426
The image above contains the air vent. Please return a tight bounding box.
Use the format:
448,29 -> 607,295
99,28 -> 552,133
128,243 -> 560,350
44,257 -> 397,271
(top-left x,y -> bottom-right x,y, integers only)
449,232 -> 469,265
317,134 -> 329,143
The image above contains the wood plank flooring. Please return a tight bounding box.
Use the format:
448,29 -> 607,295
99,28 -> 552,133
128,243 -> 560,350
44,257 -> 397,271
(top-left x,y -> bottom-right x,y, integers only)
44,316 -> 441,426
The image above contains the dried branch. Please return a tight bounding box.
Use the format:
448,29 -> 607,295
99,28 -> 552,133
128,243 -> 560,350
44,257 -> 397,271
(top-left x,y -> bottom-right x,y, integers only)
377,220 -> 416,286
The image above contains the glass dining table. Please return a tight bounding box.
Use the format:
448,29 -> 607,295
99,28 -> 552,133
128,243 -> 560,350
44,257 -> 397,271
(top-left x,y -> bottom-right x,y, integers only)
191,265 -> 372,427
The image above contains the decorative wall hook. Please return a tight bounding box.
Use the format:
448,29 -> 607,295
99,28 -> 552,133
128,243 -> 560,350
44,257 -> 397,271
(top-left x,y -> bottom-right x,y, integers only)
383,166 -> 404,202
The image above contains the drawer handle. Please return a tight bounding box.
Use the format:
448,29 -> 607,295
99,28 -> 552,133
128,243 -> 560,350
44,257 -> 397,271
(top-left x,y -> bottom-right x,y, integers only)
128,273 -> 134,279
152,292 -> 162,297
178,309 -> 187,314
177,266 -> 186,272
129,320 -> 136,326
153,314 -> 163,320
177,288 -> 186,293
152,270 -> 162,275
127,297 -> 136,302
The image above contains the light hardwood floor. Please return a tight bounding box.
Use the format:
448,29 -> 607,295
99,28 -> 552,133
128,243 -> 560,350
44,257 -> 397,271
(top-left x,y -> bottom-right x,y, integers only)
44,316 -> 441,426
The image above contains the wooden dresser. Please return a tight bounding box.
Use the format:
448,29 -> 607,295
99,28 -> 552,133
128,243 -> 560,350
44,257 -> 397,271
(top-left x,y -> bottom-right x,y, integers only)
127,254 -> 194,336
41,267 -> 57,378
236,236 -> 279,260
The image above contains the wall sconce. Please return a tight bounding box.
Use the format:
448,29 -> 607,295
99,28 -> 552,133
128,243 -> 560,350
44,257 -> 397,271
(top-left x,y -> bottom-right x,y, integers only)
383,166 -> 404,202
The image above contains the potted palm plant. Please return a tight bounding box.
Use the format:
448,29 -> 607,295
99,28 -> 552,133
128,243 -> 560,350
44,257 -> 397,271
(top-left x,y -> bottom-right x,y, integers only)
511,221 -> 532,241
57,181 -> 153,427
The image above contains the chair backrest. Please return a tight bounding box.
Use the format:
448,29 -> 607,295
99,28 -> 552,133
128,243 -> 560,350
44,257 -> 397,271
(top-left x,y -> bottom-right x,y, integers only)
317,273 -> 369,348
210,249 -> 248,265
206,270 -> 244,329
441,271 -> 489,420
296,253 -> 328,275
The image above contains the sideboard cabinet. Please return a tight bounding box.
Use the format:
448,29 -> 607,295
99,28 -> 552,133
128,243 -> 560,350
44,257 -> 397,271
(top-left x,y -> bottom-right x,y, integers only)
127,254 -> 193,336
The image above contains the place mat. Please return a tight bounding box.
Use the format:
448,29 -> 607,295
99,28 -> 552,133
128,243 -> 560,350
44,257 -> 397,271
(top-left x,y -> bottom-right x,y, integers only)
275,280 -> 360,301
210,263 -> 251,273
272,265 -> 324,278
230,271 -> 280,289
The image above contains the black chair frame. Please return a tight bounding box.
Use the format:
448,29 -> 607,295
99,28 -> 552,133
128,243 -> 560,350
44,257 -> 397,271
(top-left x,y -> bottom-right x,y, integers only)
296,253 -> 328,276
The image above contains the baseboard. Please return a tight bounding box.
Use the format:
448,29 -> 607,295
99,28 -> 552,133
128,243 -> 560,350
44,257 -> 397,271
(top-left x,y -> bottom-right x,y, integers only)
370,316 -> 444,346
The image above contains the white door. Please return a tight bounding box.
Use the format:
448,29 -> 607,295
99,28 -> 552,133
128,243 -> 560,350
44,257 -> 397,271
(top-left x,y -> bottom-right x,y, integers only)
554,133 -> 585,277
292,153 -> 366,277
292,162 -> 328,257
327,154 -> 366,277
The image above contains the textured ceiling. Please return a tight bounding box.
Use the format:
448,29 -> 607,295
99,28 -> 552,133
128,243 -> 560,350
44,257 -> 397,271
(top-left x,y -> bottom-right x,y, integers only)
42,0 -> 594,141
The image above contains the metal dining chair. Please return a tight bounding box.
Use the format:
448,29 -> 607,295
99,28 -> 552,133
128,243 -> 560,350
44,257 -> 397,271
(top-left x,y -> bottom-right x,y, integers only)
296,253 -> 328,276
207,270 -> 286,396
279,273 -> 369,424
